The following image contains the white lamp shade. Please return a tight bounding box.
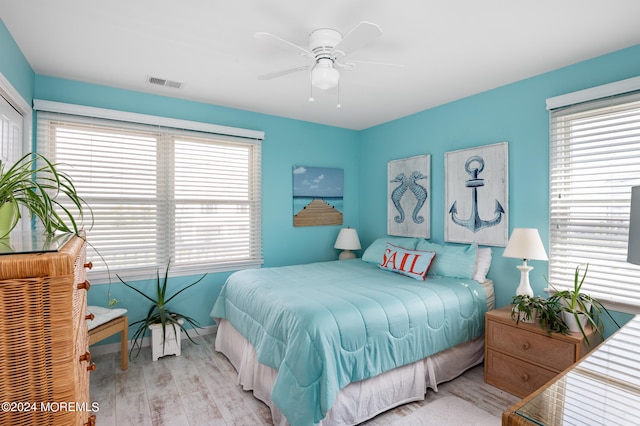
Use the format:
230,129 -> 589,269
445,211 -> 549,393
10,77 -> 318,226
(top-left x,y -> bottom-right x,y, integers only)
334,228 -> 361,250
503,228 -> 548,261
312,59 -> 340,91
628,186 -> 640,265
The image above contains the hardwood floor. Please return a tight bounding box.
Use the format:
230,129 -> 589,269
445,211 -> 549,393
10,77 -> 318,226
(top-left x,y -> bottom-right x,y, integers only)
90,334 -> 520,425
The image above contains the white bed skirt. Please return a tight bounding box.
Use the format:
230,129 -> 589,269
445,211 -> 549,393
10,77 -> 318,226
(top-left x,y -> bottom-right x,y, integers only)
216,319 -> 485,426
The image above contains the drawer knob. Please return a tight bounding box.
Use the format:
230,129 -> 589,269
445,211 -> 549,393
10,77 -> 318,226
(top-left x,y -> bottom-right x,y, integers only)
84,414 -> 97,426
78,280 -> 91,291
79,351 -> 91,362
87,362 -> 97,372
85,313 -> 95,321
84,261 -> 93,270
522,341 -> 531,350
521,373 -> 530,382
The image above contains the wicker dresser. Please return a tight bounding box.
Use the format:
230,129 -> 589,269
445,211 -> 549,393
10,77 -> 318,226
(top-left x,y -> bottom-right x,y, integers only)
0,234 -> 96,426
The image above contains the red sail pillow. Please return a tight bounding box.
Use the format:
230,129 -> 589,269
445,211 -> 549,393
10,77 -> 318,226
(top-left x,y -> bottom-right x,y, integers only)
379,243 -> 436,280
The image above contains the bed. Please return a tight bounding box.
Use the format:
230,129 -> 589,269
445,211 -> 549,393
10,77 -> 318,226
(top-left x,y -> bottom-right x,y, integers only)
210,237 -> 494,426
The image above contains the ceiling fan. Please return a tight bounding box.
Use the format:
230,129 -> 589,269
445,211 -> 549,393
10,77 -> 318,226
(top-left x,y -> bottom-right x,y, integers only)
255,22 -> 399,103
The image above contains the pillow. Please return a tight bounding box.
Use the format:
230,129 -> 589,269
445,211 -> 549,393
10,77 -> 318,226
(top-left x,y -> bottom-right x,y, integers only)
379,243 -> 436,280
415,240 -> 477,279
362,237 -> 420,263
473,247 -> 492,282
86,306 -> 128,331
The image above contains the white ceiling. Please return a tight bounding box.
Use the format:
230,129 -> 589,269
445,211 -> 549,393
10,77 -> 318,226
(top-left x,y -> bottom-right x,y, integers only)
2,1 -> 640,130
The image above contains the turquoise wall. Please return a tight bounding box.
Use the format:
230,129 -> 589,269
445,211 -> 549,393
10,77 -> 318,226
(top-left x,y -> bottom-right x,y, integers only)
33,75 -> 360,333
3,14 -> 362,335
1,17 -> 638,339
358,44 -> 640,334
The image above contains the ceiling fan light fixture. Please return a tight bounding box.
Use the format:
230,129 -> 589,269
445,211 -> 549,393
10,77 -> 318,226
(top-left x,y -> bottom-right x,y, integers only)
311,58 -> 340,90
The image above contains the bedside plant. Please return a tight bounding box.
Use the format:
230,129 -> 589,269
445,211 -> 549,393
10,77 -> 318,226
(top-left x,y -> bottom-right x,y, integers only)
118,261 -> 207,359
0,152 -> 92,237
511,294 -> 568,335
511,294 -> 546,324
548,263 -> 620,344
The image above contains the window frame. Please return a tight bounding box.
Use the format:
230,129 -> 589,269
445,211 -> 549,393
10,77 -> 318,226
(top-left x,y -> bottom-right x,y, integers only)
34,100 -> 264,282
547,85 -> 640,314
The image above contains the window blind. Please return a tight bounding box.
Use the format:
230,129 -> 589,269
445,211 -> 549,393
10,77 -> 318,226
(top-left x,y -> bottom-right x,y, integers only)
36,109 -> 263,282
549,91 -> 640,310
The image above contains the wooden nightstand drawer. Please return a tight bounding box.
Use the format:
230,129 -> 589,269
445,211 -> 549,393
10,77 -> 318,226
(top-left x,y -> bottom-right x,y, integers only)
485,348 -> 557,398
484,306 -> 602,399
487,320 -> 575,371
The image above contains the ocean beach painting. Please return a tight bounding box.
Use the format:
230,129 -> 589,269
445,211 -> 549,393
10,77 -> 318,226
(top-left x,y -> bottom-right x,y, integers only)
293,166 -> 344,226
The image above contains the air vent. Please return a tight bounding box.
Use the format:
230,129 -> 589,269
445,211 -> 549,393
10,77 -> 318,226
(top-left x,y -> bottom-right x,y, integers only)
147,76 -> 183,89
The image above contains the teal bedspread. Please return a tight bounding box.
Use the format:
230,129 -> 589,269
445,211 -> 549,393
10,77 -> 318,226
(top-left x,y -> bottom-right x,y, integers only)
210,260 -> 487,426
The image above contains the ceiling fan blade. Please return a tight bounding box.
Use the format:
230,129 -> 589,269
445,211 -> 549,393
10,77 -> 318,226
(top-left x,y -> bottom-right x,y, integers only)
254,32 -> 312,57
332,21 -> 382,57
340,59 -> 404,68
258,65 -> 311,80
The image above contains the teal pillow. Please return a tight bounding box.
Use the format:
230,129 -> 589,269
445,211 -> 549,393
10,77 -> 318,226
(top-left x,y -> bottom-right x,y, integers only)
362,237 -> 419,264
415,240 -> 477,279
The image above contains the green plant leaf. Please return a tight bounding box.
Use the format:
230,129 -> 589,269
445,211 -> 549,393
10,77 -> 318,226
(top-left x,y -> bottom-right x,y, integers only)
119,260 -> 207,359
0,152 -> 92,235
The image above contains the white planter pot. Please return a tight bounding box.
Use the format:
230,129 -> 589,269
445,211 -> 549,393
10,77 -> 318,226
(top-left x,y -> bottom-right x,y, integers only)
513,307 -> 537,324
149,320 -> 182,361
559,298 -> 592,333
562,310 -> 589,333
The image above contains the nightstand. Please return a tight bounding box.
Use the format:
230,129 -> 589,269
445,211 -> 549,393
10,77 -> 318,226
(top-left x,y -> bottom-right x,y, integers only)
484,305 -> 602,398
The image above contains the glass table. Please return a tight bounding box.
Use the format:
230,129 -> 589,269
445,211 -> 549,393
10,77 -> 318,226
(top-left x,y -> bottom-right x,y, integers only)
0,232 -> 74,255
503,315 -> 640,425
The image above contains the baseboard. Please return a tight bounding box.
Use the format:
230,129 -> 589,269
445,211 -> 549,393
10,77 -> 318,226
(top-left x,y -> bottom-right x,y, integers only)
89,324 -> 218,357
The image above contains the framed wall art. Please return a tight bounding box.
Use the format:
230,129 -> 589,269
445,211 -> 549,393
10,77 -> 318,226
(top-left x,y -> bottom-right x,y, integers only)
292,165 -> 344,227
387,154 -> 431,238
445,142 -> 508,246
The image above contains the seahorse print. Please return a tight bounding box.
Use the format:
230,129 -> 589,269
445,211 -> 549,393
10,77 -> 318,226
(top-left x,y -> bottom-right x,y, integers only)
408,171 -> 428,224
390,173 -> 409,223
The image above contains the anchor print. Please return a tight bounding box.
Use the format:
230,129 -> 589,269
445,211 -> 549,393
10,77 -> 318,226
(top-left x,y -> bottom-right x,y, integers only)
449,155 -> 504,233
390,171 -> 428,224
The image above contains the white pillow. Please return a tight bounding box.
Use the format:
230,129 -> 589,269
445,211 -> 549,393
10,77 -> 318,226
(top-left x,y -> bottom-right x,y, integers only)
473,247 -> 492,282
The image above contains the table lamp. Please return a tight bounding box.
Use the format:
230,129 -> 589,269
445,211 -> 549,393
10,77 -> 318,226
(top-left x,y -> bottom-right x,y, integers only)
503,228 -> 548,296
334,227 -> 361,260
627,186 -> 640,265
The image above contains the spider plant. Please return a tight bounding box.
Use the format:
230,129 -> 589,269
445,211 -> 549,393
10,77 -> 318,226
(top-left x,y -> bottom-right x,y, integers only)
511,294 -> 547,324
118,261 -> 207,359
548,263 -> 620,344
0,152 -> 92,237
511,294 -> 568,335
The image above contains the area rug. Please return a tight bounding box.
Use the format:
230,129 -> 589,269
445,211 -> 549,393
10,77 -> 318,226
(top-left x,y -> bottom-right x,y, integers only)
390,396 -> 500,426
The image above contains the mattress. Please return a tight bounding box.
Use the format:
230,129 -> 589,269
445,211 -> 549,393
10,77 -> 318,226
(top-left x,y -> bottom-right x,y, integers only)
211,260 -> 491,426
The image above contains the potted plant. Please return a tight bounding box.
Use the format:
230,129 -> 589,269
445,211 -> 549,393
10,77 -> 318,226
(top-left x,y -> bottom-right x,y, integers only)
536,297 -> 569,336
548,263 -> 620,344
118,260 -> 206,360
511,294 -> 546,324
0,152 -> 91,237
511,294 -> 568,336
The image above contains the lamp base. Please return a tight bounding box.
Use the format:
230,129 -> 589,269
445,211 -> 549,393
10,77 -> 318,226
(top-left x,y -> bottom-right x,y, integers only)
515,263 -> 534,297
338,250 -> 356,260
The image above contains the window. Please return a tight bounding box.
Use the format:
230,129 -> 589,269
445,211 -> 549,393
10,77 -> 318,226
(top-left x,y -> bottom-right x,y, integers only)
36,103 -> 263,281
1,73 -> 33,235
548,89 -> 640,310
